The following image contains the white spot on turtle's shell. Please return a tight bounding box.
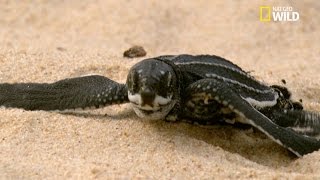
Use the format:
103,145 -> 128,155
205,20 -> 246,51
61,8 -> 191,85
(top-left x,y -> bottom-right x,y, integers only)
160,70 -> 165,75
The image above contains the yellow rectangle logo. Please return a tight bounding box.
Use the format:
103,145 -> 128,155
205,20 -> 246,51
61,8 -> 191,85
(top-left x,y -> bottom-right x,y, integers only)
260,6 -> 271,22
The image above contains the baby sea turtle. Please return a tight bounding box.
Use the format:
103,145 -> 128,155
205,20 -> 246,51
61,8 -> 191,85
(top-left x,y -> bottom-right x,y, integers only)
0,54 -> 319,157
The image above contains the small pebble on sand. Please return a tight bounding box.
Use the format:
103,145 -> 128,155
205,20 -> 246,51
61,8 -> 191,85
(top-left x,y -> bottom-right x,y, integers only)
123,45 -> 147,58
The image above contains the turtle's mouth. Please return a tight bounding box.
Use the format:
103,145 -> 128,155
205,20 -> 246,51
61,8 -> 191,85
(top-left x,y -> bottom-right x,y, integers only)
131,102 -> 176,120
140,109 -> 158,115
128,92 -> 175,120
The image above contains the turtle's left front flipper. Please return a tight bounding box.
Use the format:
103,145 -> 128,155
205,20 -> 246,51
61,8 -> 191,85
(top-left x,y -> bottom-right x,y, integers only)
187,79 -> 320,157
0,75 -> 128,111
268,109 -> 320,138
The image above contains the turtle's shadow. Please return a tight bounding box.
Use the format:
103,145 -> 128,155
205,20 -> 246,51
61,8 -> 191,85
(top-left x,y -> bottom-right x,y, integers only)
147,120 -> 297,168
58,110 -> 297,167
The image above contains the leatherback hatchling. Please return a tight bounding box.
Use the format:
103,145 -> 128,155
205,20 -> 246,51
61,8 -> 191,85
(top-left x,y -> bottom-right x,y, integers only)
1,54 -> 319,157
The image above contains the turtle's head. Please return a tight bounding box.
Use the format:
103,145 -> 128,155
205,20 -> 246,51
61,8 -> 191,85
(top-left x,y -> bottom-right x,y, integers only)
126,59 -> 177,120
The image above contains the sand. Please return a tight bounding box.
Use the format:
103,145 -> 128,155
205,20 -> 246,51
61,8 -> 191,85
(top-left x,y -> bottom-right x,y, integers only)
0,0 -> 320,179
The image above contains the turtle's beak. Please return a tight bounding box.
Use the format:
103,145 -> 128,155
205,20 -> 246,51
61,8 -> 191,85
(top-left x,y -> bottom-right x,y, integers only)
128,91 -> 175,120
140,88 -> 156,107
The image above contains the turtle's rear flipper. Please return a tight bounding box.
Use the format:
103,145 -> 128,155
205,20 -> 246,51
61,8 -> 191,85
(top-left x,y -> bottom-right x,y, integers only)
269,109 -> 320,138
188,78 -> 320,157
0,75 -> 128,111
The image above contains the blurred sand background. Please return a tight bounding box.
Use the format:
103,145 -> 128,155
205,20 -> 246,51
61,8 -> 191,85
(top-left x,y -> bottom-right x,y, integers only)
0,0 -> 320,179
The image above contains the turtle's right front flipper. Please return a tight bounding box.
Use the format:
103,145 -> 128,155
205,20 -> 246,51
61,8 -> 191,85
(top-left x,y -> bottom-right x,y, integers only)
0,75 -> 129,111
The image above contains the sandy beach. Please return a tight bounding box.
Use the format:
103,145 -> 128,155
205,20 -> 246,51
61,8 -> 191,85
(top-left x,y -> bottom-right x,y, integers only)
1,0 -> 320,179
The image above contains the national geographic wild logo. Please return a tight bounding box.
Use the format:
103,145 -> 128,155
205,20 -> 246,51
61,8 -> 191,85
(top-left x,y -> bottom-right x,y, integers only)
260,6 -> 300,22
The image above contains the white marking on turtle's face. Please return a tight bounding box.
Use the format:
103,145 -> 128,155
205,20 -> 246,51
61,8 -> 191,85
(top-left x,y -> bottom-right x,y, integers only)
128,92 -> 142,104
155,94 -> 172,105
128,92 -> 175,120
128,92 -> 173,107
